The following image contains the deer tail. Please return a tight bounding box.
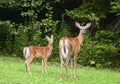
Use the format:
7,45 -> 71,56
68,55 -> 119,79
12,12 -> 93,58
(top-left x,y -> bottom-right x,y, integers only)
23,47 -> 30,59
59,39 -> 69,59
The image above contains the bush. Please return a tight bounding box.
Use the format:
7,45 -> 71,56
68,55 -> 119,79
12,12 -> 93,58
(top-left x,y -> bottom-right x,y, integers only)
78,30 -> 119,68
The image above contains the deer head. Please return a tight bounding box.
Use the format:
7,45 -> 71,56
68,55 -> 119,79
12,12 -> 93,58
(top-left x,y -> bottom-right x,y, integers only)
46,35 -> 54,44
75,21 -> 91,34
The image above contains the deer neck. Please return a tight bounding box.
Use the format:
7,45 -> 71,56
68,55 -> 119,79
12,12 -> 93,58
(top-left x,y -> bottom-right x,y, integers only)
47,43 -> 53,51
77,32 -> 84,44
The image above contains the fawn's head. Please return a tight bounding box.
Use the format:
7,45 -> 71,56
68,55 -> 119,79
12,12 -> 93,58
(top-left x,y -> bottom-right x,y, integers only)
75,21 -> 91,34
46,35 -> 54,44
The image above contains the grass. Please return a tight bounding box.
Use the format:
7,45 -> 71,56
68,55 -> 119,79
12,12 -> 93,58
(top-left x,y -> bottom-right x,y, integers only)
0,57 -> 120,84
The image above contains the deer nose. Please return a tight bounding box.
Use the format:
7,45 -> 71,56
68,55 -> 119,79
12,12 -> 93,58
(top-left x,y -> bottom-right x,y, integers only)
81,30 -> 86,34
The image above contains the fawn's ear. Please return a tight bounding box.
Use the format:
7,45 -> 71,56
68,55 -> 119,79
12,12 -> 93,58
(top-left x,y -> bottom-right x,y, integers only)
50,35 -> 54,43
84,22 -> 91,29
46,35 -> 49,40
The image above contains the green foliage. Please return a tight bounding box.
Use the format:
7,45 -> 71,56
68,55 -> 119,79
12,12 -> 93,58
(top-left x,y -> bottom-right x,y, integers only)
79,30 -> 119,68
111,1 -> 120,16
0,0 -> 120,68
0,21 -> 14,53
65,1 -> 109,28
0,0 -> 16,8
0,0 -> 58,56
95,30 -> 114,43
40,3 -> 59,35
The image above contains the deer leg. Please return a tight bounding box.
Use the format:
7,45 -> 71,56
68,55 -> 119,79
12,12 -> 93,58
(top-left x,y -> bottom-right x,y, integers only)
65,54 -> 71,80
25,60 -> 28,72
25,56 -> 33,74
70,58 -> 73,68
73,54 -> 78,79
64,63 -> 68,80
70,58 -> 74,77
44,58 -> 48,75
42,59 -> 45,74
59,55 -> 64,81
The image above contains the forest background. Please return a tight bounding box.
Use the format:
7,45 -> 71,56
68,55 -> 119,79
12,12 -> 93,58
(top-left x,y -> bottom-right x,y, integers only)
0,0 -> 120,68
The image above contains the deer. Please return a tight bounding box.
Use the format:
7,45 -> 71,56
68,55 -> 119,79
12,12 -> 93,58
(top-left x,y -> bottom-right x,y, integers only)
59,21 -> 91,81
23,35 -> 53,75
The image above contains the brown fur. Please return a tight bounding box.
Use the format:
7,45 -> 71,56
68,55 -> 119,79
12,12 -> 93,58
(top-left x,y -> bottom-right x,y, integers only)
27,45 -> 52,58
23,35 -> 53,74
59,22 -> 91,81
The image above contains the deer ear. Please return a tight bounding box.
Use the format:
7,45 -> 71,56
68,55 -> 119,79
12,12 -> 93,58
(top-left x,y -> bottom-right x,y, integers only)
46,35 -> 49,40
75,21 -> 82,29
51,35 -> 54,43
51,35 -> 53,39
84,22 -> 91,29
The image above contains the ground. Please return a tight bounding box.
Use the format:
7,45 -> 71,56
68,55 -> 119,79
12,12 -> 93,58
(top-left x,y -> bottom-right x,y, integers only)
0,56 -> 120,84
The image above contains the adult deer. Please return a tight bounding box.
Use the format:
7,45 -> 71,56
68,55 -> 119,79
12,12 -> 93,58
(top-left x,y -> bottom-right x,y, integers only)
59,21 -> 91,81
23,35 -> 53,75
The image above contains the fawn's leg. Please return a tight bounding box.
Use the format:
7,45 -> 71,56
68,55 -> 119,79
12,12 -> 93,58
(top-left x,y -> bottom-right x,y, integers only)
42,59 -> 45,74
25,56 -> 33,73
44,58 -> 48,75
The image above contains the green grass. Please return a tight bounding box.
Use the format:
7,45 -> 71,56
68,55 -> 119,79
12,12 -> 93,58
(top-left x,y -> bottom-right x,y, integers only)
0,57 -> 120,84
